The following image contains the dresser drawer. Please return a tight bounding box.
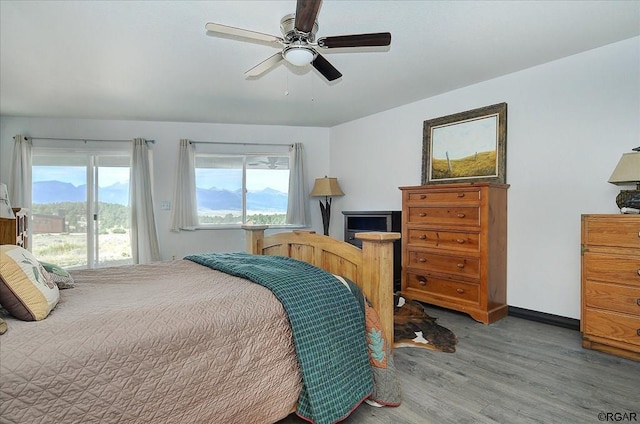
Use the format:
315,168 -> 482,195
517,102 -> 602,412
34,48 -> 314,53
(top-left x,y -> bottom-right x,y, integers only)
584,281 -> 640,316
583,217 -> 640,249
407,206 -> 480,227
583,252 -> 640,286
584,309 -> 640,347
406,188 -> 481,204
407,229 -> 480,253
408,250 -> 480,278
406,272 -> 479,304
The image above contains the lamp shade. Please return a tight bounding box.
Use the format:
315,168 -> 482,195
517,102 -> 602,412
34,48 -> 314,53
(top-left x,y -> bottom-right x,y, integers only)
609,152 -> 640,185
310,177 -> 344,197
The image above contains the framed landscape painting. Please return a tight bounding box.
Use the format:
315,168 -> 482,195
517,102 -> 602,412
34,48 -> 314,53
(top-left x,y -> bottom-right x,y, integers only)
422,103 -> 507,185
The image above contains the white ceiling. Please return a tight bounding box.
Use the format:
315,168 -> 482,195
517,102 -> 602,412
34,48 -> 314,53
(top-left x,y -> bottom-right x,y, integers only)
1,1 -> 639,128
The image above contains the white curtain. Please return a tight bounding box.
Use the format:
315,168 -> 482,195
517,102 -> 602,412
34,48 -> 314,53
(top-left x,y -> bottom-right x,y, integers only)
286,142 -> 310,226
9,135 -> 32,209
170,139 -> 198,231
130,138 -> 161,264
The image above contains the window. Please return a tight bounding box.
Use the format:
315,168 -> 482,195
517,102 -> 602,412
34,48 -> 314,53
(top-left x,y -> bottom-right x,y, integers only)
31,149 -> 132,268
195,153 -> 290,226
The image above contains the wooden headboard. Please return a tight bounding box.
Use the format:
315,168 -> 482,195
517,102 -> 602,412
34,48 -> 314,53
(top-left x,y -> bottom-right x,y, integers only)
243,226 -> 400,347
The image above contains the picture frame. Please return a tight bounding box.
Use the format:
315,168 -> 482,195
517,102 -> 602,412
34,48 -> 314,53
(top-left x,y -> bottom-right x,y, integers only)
422,102 -> 507,185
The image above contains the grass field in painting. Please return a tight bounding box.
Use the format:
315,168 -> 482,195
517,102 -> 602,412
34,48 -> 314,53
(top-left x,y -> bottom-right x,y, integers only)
431,150 -> 497,180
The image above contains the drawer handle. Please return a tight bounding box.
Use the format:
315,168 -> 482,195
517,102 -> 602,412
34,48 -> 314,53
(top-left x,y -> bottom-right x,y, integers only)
637,298 -> 640,307
637,269 -> 640,277
419,212 -> 427,217
457,213 -> 466,218
418,258 -> 427,263
418,277 -> 427,286
456,288 -> 465,294
457,193 -> 465,198
637,329 -> 640,337
456,239 -> 466,244
457,263 -> 465,269
420,195 -> 427,200
419,234 -> 427,240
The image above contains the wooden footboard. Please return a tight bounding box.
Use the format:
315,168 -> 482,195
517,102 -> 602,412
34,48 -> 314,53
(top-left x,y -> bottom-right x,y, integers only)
244,226 -> 400,348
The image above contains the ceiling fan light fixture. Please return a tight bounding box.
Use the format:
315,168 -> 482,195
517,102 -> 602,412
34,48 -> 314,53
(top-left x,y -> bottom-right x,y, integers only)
283,46 -> 315,66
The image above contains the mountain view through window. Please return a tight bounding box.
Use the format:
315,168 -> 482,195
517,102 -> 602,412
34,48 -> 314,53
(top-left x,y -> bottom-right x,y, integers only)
31,153 -> 290,267
195,154 -> 290,226
32,155 -> 132,269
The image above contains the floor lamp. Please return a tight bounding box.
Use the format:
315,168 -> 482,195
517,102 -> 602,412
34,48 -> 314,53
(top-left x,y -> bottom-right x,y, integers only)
310,177 -> 344,236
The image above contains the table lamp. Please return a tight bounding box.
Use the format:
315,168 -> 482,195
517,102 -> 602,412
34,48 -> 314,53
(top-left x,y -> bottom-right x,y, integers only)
310,177 -> 344,236
608,150 -> 640,210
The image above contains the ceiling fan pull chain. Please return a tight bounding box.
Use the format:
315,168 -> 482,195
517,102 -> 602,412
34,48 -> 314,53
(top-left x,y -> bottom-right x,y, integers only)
285,71 -> 289,96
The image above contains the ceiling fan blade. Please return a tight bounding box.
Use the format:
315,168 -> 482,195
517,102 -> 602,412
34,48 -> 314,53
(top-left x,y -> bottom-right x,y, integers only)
205,22 -> 283,44
245,53 -> 284,78
318,32 -> 391,49
312,53 -> 342,82
295,0 -> 322,33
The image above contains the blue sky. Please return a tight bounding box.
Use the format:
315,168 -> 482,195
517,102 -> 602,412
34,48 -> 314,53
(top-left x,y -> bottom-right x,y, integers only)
195,169 -> 289,192
34,166 -> 289,192
431,115 -> 498,160
33,166 -> 129,187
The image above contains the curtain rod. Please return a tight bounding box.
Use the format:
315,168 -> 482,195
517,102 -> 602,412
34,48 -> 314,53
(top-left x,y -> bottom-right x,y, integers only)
189,140 -> 292,148
15,136 -> 155,144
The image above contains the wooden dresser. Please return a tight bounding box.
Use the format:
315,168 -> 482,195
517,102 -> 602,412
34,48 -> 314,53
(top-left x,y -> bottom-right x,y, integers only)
0,208 -> 29,249
581,214 -> 640,360
399,183 -> 508,324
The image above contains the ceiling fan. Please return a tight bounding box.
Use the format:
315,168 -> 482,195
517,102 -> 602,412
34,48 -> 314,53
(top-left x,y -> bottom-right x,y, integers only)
205,0 -> 391,82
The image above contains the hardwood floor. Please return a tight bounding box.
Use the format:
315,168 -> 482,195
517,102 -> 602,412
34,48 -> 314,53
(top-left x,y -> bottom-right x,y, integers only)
278,306 -> 639,424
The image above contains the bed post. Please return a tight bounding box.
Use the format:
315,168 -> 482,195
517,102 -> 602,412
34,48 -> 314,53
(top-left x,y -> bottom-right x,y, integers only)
356,231 -> 401,350
243,225 -> 268,254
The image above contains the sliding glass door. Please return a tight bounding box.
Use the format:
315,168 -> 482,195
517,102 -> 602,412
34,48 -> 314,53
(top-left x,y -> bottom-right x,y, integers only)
94,155 -> 132,267
31,151 -> 132,269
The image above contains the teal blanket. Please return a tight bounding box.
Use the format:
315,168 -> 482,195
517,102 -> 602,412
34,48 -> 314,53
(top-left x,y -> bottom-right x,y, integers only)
185,252 -> 373,424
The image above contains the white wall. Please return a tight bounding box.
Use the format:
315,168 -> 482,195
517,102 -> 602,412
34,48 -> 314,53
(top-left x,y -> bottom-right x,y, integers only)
0,118 -> 330,258
329,36 -> 640,319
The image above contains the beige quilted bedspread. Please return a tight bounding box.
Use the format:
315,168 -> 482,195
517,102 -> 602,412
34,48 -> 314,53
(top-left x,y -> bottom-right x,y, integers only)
0,260 -> 301,424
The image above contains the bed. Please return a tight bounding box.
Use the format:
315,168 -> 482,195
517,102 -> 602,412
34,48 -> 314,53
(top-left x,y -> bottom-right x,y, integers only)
0,227 -> 400,424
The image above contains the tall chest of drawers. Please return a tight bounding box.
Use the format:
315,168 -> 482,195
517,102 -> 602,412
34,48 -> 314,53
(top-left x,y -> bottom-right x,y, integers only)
581,214 -> 640,360
399,183 -> 508,324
